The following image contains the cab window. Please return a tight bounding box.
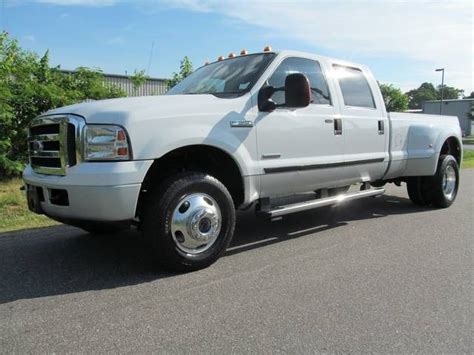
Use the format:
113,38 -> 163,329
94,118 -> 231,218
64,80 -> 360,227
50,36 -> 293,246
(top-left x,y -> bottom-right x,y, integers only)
333,65 -> 376,108
266,57 -> 331,106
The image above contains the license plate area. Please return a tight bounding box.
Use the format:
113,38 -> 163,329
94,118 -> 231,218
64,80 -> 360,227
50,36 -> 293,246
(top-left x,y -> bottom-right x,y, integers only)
26,184 -> 45,214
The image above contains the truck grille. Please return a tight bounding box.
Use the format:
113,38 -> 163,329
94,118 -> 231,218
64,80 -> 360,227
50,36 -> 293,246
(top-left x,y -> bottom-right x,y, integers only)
28,116 -> 80,175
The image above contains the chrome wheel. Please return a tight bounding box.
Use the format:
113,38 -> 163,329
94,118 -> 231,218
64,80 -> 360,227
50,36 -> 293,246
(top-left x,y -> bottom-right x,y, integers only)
171,193 -> 222,255
442,164 -> 456,200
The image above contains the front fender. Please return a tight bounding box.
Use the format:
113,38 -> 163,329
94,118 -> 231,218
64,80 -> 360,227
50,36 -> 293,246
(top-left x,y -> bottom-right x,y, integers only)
128,119 -> 259,177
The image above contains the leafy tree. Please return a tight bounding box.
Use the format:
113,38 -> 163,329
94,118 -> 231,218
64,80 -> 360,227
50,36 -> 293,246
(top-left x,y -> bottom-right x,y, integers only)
437,85 -> 464,101
406,82 -> 437,109
0,32 -> 126,178
130,69 -> 149,93
406,82 -> 464,109
465,91 -> 474,99
379,83 -> 408,112
167,56 -> 193,88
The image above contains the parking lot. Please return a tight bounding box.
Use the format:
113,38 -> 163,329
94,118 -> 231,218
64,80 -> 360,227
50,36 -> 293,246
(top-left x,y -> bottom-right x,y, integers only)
0,169 -> 472,353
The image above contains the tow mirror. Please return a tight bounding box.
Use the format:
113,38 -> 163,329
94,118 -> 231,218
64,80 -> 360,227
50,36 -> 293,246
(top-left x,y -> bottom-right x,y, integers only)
258,86 -> 277,112
285,73 -> 311,108
258,73 -> 311,112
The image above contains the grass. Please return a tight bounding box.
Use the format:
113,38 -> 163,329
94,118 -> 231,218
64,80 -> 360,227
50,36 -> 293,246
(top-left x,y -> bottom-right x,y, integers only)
0,179 -> 58,233
462,150 -> 474,169
1,151 -> 473,233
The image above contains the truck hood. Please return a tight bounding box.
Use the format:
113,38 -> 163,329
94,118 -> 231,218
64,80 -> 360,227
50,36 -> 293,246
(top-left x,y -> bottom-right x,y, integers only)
45,94 -> 245,125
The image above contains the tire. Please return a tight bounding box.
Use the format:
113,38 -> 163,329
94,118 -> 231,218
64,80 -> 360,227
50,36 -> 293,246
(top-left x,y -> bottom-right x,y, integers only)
142,172 -> 236,271
424,154 -> 459,208
406,177 -> 429,206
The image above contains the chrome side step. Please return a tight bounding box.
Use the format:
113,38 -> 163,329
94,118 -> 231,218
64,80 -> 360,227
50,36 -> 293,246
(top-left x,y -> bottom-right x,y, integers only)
259,188 -> 385,218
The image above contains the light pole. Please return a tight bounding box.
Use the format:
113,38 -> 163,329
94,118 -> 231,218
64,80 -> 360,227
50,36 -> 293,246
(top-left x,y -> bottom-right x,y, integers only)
435,68 -> 445,114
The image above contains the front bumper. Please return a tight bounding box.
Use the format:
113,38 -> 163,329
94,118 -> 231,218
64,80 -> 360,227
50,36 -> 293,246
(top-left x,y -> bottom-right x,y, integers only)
22,160 -> 153,222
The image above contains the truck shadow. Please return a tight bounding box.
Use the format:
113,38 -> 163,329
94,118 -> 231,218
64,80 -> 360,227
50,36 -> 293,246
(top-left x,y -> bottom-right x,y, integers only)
0,193 -> 430,304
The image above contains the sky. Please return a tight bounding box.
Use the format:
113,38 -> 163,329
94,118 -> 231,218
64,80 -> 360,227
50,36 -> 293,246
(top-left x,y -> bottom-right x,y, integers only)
1,0 -> 473,93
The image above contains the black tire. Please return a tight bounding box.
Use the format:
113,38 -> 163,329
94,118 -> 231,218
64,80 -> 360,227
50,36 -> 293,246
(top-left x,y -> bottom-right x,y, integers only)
424,154 -> 459,208
406,177 -> 429,206
142,172 -> 236,271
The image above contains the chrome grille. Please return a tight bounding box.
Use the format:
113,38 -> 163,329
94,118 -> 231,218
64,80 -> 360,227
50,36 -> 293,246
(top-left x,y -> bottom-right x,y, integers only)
28,115 -> 82,175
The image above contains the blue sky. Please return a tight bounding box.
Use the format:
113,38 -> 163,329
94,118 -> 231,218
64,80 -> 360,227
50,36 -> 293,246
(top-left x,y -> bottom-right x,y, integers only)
2,0 -> 472,93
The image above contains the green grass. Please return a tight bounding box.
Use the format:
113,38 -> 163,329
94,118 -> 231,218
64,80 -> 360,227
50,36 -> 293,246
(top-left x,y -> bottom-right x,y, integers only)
462,150 -> 474,169
0,179 -> 58,233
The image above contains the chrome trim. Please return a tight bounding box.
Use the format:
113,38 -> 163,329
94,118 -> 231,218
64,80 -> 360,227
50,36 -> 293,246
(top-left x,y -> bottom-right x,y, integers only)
442,164 -> 456,200
262,188 -> 385,218
262,153 -> 281,159
230,120 -> 253,128
28,114 -> 86,176
171,193 -> 222,255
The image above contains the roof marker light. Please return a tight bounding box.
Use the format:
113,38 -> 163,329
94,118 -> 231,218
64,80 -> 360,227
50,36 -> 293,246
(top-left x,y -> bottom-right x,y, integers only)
240,49 -> 248,55
204,61 -> 210,66
217,55 -> 224,61
228,52 -> 236,58
263,45 -> 272,52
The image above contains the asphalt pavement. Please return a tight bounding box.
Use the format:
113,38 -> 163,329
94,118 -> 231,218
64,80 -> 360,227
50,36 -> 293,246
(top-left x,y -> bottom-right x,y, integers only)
0,170 -> 473,353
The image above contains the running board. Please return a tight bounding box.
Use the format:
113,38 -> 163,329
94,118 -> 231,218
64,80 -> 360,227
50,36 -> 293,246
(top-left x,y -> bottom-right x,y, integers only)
259,188 -> 385,218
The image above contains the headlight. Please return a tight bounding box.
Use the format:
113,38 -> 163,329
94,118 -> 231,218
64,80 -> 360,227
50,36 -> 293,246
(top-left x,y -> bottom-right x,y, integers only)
84,125 -> 131,161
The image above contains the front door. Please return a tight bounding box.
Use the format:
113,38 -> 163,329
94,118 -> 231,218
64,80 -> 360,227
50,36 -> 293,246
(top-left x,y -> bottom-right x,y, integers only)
256,56 -> 350,197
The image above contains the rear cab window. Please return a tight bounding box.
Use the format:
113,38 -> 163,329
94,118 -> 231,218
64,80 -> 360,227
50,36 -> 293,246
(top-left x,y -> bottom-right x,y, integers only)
333,65 -> 376,109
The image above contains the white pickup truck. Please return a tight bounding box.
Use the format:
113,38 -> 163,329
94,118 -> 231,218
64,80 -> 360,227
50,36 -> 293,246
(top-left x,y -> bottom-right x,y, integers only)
23,49 -> 462,270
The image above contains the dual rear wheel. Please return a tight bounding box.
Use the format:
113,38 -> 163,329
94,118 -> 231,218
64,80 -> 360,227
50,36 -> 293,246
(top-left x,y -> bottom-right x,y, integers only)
407,154 -> 459,208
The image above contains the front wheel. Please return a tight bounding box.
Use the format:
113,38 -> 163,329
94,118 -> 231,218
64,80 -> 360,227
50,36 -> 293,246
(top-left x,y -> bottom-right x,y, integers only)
142,172 -> 236,271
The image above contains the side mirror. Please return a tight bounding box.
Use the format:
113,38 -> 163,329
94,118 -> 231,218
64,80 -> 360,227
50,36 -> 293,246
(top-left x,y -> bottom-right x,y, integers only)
258,86 -> 277,112
285,73 -> 311,108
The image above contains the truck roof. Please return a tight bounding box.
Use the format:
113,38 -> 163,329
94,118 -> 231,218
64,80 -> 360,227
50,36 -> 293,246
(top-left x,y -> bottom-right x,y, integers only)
205,49 -> 368,72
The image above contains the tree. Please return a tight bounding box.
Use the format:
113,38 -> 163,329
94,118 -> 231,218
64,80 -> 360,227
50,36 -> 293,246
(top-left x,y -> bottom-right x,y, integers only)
406,82 -> 437,109
437,84 -> 464,101
379,83 -> 408,112
167,56 -> 193,88
130,69 -> 149,93
406,82 -> 464,109
0,32 -> 126,178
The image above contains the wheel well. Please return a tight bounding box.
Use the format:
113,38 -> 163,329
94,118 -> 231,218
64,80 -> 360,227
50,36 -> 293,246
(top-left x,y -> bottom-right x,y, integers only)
440,137 -> 461,165
136,145 -> 244,218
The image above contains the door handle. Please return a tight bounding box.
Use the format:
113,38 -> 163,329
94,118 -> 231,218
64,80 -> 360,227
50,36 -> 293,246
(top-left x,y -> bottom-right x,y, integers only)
334,118 -> 342,135
378,120 -> 384,135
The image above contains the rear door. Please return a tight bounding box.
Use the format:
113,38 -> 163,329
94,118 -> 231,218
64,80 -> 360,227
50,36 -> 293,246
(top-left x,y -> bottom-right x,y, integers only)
331,64 -> 388,181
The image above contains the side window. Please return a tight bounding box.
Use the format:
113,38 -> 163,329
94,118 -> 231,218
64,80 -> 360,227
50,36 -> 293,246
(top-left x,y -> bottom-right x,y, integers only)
333,65 -> 376,108
265,57 -> 331,106
266,61 -> 287,105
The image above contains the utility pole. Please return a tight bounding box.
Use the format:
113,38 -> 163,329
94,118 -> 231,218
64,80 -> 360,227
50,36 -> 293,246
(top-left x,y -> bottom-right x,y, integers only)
435,68 -> 445,114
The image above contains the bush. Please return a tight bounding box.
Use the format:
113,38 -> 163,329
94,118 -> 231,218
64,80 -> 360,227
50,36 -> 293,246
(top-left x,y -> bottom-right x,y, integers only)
0,32 -> 126,178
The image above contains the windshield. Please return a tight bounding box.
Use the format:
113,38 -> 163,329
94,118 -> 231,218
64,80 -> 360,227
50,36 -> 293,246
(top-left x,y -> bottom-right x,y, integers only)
167,53 -> 276,96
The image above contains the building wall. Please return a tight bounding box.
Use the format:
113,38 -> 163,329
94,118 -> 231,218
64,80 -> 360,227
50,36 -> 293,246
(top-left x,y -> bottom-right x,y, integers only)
103,74 -> 168,96
422,100 -> 473,136
60,70 -> 169,97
